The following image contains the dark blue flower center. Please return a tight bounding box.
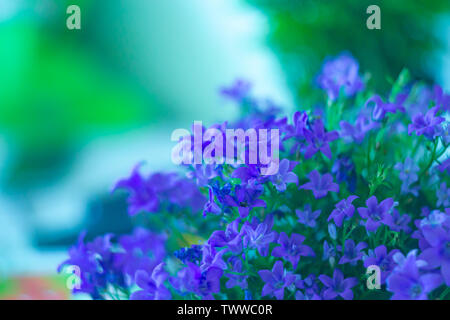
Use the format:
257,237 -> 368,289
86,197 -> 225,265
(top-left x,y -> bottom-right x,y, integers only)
410,284 -> 422,299
288,244 -> 298,256
379,260 -> 389,271
444,241 -> 450,259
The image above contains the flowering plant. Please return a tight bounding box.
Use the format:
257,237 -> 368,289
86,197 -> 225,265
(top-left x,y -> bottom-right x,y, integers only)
59,53 -> 450,300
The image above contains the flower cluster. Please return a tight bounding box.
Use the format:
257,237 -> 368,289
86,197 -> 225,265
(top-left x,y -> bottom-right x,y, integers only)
60,53 -> 449,300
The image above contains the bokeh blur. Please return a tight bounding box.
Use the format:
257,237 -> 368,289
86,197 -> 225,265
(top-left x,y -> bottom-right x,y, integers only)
0,0 -> 449,299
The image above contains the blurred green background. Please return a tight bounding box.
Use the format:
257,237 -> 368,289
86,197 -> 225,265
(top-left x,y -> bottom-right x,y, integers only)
247,0 -> 450,105
0,0 -> 449,299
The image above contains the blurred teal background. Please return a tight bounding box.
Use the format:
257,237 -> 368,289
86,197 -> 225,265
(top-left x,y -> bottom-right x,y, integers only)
0,0 -> 449,298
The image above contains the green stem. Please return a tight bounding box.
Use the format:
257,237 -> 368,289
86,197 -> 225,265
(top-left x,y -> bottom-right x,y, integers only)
419,140 -> 438,180
438,287 -> 450,300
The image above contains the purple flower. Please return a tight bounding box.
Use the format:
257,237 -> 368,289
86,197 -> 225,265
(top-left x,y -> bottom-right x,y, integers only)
112,163 -> 159,215
323,240 -> 336,263
210,181 -> 232,206
339,114 -> 379,144
337,239 -> 367,265
408,106 -> 445,140
295,204 -> 322,228
387,250 -> 443,300
225,185 -> 266,218
208,219 -> 243,253
225,257 -> 248,290
113,164 -> 207,215
436,182 -> 450,208
187,164 -> 218,187
268,159 -> 299,192
304,119 -> 339,159
58,232 -> 119,298
200,244 -> 227,271
285,111 -> 309,141
319,269 -> 358,300
130,263 -> 171,300
365,94 -> 406,121
299,170 -> 340,199
433,84 -> 450,112
418,223 -> 450,285
413,210 -> 450,251
395,157 -> 419,181
114,228 -> 166,277
357,196 -> 394,232
203,187 -> 222,216
363,245 -> 400,284
295,274 -> 322,300
171,263 -> 223,299
174,245 -> 203,264
331,156 -> 357,192
258,261 -> 296,300
394,157 -> 419,196
437,158 -> 450,175
387,209 -> 412,233
272,232 -> 315,269
317,52 -> 364,101
328,195 -> 358,227
242,215 -> 278,257
232,165 -> 263,185
220,79 -> 252,102
161,177 -> 206,212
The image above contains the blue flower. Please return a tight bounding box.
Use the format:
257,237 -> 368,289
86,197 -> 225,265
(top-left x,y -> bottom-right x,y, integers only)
331,156 -> 357,192
171,263 -> 223,299
418,220 -> 450,285
272,232 -> 315,269
242,215 -> 278,257
225,184 -> 266,218
394,157 -> 420,196
203,187 -> 222,216
130,263 -> 171,300
268,159 -> 299,192
58,233 -> 124,299
338,239 -> 367,265
304,119 -> 339,159
174,245 -> 203,264
322,240 -> 336,263
258,261 -> 296,300
200,244 -> 228,271
363,245 -> 400,284
225,257 -> 248,290
296,204 -> 322,228
300,170 -> 339,199
220,79 -> 252,102
112,163 -> 159,215
187,164 -> 218,187
357,196 -> 394,232
387,250 -> 443,300
319,269 -> 358,300
339,114 -> 379,144
114,227 -> 166,277
365,94 -> 406,121
317,52 -> 364,101
436,182 -> 450,208
208,219 -> 243,253
408,106 -> 445,140
328,195 -> 358,227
